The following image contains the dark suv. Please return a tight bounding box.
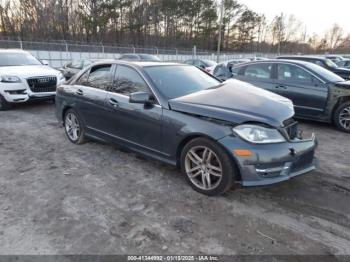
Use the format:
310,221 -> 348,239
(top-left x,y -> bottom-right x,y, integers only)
277,56 -> 350,80
231,60 -> 350,132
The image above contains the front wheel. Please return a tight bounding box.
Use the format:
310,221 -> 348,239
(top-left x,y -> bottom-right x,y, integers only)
64,109 -> 86,144
180,137 -> 237,196
334,102 -> 350,133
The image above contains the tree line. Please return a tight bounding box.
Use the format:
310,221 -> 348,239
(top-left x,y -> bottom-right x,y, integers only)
0,0 -> 349,53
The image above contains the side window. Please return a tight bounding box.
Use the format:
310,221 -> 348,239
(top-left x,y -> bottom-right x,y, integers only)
338,61 -> 344,67
76,69 -> 90,85
243,64 -> 272,79
231,66 -> 241,75
277,64 -> 313,84
214,65 -> 225,76
194,60 -> 205,68
85,64 -> 112,90
314,60 -> 324,67
110,65 -> 150,96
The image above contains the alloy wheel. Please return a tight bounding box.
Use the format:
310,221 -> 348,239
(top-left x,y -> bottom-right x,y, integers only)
65,112 -> 81,141
184,146 -> 223,191
339,106 -> 350,130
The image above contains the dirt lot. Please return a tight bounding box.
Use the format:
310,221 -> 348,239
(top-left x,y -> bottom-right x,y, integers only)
0,102 -> 349,255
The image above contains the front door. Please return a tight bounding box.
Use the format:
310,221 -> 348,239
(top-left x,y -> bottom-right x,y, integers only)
104,65 -> 163,154
276,63 -> 328,117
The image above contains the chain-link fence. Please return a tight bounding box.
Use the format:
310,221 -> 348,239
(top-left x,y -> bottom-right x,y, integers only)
0,39 -> 274,68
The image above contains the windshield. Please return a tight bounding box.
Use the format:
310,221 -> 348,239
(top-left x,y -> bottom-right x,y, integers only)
139,54 -> 161,61
144,65 -> 221,99
306,63 -> 344,82
325,59 -> 339,69
0,52 -> 42,66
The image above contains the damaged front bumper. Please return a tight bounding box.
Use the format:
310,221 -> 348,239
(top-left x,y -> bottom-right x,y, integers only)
218,133 -> 317,187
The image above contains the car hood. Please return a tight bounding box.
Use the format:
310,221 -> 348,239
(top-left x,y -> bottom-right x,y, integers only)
168,79 -> 295,127
333,67 -> 350,74
0,65 -> 61,78
334,81 -> 350,89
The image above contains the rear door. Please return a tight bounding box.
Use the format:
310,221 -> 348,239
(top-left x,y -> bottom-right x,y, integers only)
276,63 -> 328,117
73,64 -> 113,131
235,63 -> 276,92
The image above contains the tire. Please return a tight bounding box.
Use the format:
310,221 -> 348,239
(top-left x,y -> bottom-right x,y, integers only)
64,109 -> 86,144
0,94 -> 10,111
180,137 -> 237,196
333,102 -> 350,133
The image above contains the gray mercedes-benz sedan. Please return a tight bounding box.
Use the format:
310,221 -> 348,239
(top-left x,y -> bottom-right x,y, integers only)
55,61 -> 317,196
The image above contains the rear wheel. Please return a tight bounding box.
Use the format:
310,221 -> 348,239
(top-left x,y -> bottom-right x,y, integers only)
334,102 -> 350,133
180,137 -> 237,196
0,94 -> 10,111
64,109 -> 86,144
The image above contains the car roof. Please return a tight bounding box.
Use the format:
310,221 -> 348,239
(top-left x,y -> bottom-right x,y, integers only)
90,59 -> 181,68
232,59 -> 313,67
277,55 -> 327,60
120,53 -> 158,56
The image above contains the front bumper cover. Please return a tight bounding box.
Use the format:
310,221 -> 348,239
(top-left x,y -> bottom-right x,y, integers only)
218,134 -> 317,187
1,77 -> 64,103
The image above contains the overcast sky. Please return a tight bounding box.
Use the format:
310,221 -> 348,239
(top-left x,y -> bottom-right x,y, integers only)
240,0 -> 350,35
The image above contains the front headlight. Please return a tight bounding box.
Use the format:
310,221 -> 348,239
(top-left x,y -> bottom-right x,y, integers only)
0,75 -> 21,83
233,124 -> 286,144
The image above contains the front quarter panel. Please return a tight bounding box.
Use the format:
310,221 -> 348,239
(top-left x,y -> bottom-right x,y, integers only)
55,84 -> 79,124
324,84 -> 350,121
162,108 -> 233,159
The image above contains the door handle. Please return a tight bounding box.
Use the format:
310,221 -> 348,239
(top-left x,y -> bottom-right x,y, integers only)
108,98 -> 119,107
276,84 -> 287,89
76,89 -> 84,95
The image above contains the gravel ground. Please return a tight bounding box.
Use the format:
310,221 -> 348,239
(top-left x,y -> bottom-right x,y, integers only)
0,102 -> 349,255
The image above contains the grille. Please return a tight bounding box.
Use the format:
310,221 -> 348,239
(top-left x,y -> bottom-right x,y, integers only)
291,150 -> 315,172
27,76 -> 57,93
283,118 -> 298,140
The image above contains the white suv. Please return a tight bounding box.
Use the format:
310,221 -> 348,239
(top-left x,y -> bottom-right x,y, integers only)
0,49 -> 65,110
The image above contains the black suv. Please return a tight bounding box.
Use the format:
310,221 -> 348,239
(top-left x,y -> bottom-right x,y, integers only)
231,60 -> 350,132
277,56 -> 350,80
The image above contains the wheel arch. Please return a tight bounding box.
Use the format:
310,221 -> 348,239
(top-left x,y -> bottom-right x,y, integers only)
331,96 -> 350,122
62,105 -> 73,122
176,133 -> 241,182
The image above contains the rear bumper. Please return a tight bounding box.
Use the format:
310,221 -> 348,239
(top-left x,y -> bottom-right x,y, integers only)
218,134 -> 317,187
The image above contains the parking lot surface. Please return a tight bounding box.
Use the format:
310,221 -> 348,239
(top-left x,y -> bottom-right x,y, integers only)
0,102 -> 350,255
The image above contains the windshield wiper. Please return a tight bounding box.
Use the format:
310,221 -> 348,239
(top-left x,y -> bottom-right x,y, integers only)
206,83 -> 224,90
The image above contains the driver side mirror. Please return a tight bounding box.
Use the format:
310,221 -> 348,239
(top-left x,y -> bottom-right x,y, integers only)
129,92 -> 153,104
41,60 -> 49,66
